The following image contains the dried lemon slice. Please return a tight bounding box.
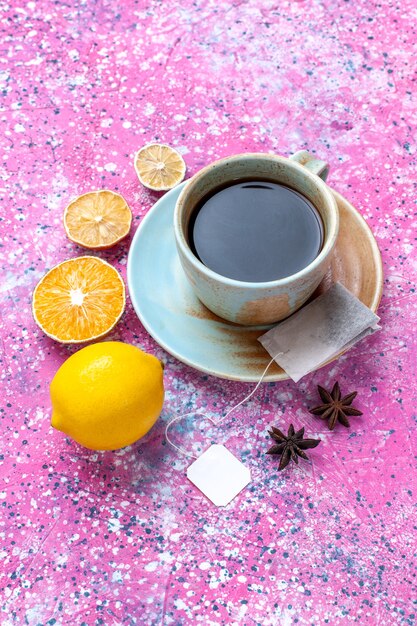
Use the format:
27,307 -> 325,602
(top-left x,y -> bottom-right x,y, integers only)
64,190 -> 132,249
32,256 -> 125,343
134,143 -> 186,191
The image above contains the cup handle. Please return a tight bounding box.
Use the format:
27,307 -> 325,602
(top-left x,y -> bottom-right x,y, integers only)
290,150 -> 329,182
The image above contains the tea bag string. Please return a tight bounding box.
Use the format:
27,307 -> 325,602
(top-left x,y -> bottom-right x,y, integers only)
165,354 -> 281,459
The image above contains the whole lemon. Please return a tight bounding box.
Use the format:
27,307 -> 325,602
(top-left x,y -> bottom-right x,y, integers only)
50,341 -> 164,450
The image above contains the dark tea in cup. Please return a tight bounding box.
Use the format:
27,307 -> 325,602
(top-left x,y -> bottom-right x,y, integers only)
187,179 -> 324,283
174,152 -> 339,325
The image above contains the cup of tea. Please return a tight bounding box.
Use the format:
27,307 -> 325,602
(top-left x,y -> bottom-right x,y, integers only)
173,151 -> 339,326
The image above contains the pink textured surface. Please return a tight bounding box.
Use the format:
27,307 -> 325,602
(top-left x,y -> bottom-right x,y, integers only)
1,1 -> 416,624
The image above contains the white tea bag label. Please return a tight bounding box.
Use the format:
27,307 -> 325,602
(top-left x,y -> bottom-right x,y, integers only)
187,444 -> 251,507
258,282 -> 381,382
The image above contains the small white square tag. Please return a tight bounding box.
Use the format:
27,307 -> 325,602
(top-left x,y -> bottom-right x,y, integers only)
187,444 -> 251,507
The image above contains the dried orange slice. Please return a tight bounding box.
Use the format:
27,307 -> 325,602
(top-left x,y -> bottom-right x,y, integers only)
32,256 -> 125,343
64,190 -> 132,249
134,143 -> 186,191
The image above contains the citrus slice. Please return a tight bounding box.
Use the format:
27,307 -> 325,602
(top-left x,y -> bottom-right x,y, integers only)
63,190 -> 132,249
134,143 -> 186,191
32,256 -> 125,343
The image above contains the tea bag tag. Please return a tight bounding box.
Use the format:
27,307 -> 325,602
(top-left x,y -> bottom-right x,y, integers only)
187,444 -> 251,507
166,360 -> 276,506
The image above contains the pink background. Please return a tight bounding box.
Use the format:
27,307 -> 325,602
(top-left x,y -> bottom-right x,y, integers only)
1,0 -> 416,624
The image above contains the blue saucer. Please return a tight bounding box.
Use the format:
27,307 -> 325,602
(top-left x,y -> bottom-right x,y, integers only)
127,183 -> 382,382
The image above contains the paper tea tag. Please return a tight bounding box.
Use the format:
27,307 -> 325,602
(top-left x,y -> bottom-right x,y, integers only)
258,282 -> 381,382
187,444 -> 251,507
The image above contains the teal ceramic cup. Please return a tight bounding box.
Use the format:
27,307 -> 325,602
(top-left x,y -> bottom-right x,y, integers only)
173,151 -> 338,326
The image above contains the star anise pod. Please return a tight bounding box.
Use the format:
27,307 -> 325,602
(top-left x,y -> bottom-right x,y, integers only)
309,381 -> 363,430
266,423 -> 321,471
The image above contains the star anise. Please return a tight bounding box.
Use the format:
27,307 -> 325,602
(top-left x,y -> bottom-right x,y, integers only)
266,423 -> 321,471
309,381 -> 363,430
